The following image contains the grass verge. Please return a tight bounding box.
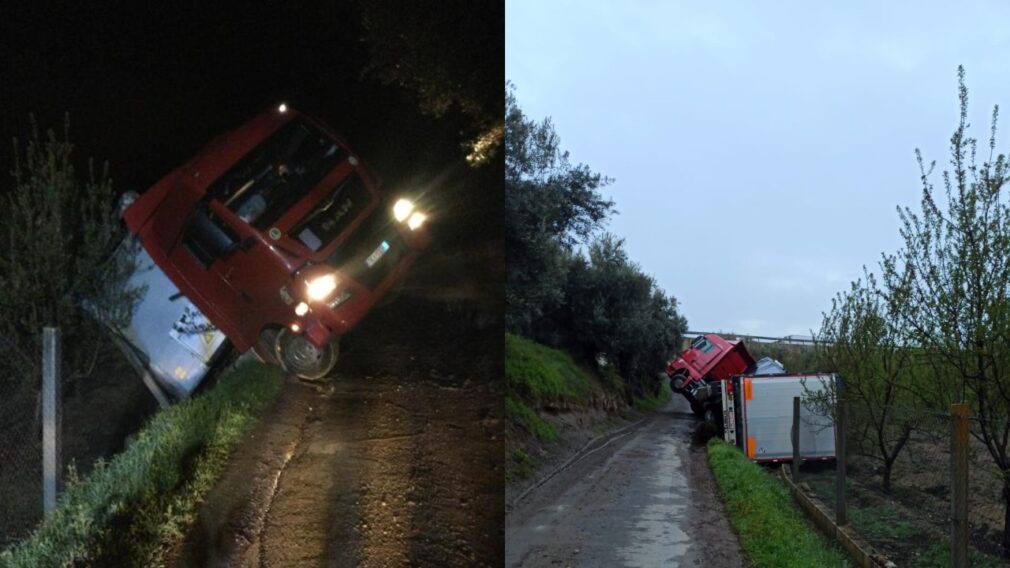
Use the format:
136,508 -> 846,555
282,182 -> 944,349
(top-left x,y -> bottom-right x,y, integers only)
506,334 -> 600,443
0,360 -> 283,568
633,380 -> 671,412
506,333 -> 593,402
506,395 -> 556,442
707,439 -> 852,568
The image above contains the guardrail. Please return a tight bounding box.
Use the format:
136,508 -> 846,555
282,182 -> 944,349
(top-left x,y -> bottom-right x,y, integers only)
684,330 -> 821,346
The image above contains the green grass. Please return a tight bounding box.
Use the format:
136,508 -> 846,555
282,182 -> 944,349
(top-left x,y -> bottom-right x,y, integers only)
847,505 -> 917,541
509,449 -> 534,481
633,380 -> 671,412
505,333 -> 594,403
0,360 -> 283,568
506,395 -> 556,441
707,439 -> 852,568
506,334 -> 600,443
916,541 -> 998,568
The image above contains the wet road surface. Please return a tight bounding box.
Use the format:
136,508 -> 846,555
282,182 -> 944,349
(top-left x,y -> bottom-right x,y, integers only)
169,234 -> 505,567
505,396 -> 744,567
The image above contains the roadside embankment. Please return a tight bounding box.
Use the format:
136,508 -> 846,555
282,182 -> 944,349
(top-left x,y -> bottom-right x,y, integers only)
505,333 -> 669,507
0,360 -> 283,568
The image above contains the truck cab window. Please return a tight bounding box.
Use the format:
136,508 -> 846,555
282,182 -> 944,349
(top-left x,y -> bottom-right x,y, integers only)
208,118 -> 343,230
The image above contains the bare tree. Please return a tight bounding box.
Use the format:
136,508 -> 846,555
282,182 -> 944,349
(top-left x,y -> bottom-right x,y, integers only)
880,67 -> 1010,552
818,271 -> 916,492
0,115 -> 139,399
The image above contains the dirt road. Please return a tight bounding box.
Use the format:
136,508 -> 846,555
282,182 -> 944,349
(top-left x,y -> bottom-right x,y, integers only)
168,213 -> 504,566
505,396 -> 744,567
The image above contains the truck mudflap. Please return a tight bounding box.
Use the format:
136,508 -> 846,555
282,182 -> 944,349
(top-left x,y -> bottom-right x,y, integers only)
97,237 -> 229,400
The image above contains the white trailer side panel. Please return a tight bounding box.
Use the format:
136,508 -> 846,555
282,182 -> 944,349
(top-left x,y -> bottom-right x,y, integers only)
742,374 -> 835,461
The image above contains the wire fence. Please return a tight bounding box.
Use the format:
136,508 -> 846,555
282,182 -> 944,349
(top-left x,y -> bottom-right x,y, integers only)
0,333 -> 158,548
798,402 -> 1010,566
0,339 -> 42,547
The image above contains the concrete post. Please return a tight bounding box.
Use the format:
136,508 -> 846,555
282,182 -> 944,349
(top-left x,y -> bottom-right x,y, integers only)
835,374 -> 847,525
42,327 -> 61,514
792,396 -> 801,480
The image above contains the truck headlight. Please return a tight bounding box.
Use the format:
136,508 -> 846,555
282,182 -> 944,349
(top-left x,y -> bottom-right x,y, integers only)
306,273 -> 338,301
393,198 -> 414,222
407,211 -> 427,231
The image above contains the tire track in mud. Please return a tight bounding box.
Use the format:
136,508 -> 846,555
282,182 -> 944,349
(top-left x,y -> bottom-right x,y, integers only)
169,318 -> 503,567
505,396 -> 744,568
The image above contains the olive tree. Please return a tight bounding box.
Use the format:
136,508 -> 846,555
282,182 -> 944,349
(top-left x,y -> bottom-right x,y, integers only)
505,84 -> 613,335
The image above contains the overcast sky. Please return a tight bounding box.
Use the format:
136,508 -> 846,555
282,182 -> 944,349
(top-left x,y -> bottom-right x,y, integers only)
506,1 -> 1010,337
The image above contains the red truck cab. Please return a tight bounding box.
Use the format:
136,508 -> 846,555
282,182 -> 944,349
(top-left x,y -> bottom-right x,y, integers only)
123,106 -> 429,381
665,334 -> 756,415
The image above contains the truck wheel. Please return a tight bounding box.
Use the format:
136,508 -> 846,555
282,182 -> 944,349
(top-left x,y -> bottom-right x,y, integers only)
275,328 -> 339,380
704,407 -> 725,437
671,373 -> 687,392
690,401 -> 705,418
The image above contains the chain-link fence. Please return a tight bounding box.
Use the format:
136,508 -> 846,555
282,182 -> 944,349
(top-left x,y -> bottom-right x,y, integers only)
0,336 -> 43,547
797,402 -> 1010,566
0,332 -> 158,548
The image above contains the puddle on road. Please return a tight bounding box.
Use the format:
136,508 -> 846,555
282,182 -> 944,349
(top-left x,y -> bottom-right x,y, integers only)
615,434 -> 691,566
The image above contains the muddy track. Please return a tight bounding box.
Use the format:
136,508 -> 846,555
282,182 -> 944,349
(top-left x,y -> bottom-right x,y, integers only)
505,396 -> 745,567
168,236 -> 504,567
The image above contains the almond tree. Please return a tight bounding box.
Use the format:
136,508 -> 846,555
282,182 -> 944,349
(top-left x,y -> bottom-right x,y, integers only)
818,271 -> 915,492
880,67 -> 1010,553
0,115 -> 139,400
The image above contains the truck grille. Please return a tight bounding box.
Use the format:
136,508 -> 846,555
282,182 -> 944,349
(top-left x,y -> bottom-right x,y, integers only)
327,210 -> 407,290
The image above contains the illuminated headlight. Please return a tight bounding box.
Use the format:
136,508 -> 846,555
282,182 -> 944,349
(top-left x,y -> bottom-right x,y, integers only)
306,273 -> 338,301
393,198 -> 414,222
278,103 -> 288,113
294,302 -> 309,316
407,211 -> 427,231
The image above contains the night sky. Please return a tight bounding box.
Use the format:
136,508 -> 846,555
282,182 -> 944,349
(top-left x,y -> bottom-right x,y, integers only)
1,2 -> 504,202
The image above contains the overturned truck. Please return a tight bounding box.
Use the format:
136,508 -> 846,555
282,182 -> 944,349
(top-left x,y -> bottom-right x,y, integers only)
102,105 -> 430,401
664,334 -> 836,462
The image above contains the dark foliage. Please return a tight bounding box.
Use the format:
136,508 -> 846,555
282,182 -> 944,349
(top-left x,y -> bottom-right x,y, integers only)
506,85 -> 686,401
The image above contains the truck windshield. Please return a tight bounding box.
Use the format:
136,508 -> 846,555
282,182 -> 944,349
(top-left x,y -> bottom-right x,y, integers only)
208,118 -> 343,230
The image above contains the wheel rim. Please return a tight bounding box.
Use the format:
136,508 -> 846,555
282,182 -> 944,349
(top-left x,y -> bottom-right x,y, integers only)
288,335 -> 323,368
275,329 -> 338,379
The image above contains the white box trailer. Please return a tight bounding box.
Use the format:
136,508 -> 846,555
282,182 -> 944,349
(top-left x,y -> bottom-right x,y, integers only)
720,373 -> 836,463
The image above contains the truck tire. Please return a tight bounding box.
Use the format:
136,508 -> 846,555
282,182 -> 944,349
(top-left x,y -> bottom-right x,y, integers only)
671,373 -> 687,393
275,328 -> 339,380
704,407 -> 724,437
690,401 -> 705,418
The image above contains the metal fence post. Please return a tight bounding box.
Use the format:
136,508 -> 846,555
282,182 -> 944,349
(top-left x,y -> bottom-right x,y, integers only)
835,373 -> 847,525
951,403 -> 969,568
792,396 -> 801,480
42,327 -> 61,514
